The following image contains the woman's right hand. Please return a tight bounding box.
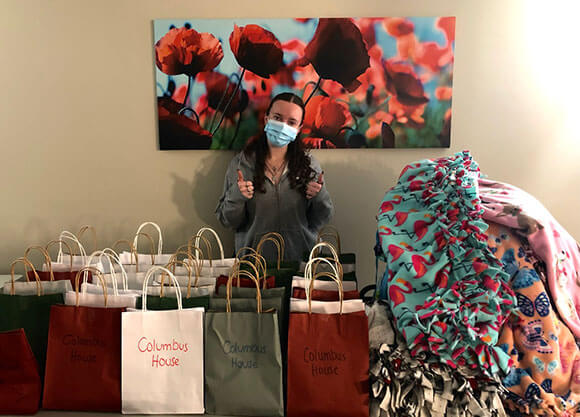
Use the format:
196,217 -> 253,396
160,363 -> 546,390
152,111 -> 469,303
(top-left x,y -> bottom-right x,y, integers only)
237,170 -> 254,199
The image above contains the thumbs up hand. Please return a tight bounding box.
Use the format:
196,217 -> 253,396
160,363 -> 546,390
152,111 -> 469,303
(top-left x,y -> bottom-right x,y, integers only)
237,169 -> 254,199
306,171 -> 324,200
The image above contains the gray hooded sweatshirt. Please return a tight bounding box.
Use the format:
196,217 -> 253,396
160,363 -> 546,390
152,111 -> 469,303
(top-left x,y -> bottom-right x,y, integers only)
215,151 -> 334,262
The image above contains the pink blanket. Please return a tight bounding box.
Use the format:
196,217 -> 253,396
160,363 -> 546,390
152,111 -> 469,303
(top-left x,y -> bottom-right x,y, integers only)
479,178 -> 580,339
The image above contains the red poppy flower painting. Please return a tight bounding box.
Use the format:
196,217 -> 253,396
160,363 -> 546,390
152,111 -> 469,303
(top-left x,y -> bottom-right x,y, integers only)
153,17 -> 455,150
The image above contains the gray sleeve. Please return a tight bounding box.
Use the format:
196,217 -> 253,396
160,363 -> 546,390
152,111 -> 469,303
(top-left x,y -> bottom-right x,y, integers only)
215,154 -> 249,230
306,156 -> 334,232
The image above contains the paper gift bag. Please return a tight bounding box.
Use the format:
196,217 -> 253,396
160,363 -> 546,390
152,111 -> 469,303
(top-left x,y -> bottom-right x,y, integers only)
0,258 -> 65,380
300,225 -> 356,271
292,287 -> 360,301
292,276 -> 357,292
42,269 -> 125,412
301,239 -> 357,282
3,248 -> 71,295
122,266 -> 204,414
188,226 -> 236,276
80,249 -> 142,298
25,243 -> 92,287
64,268 -> 138,309
135,262 -> 209,311
287,257 -> 369,417
205,270 -> 283,417
44,232 -> 103,273
0,329 -> 41,415
118,222 -> 174,266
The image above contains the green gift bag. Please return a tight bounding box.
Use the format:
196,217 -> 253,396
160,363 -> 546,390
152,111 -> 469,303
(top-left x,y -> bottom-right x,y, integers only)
205,270 -> 283,417
0,258 -> 64,379
135,259 -> 210,310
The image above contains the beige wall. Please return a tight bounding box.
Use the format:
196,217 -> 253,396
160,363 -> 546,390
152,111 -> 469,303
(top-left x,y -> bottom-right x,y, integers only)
1,0 -> 579,285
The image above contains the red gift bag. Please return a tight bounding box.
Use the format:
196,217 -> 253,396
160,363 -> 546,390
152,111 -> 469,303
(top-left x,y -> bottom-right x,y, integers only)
287,257 -> 369,417
25,242 -> 92,286
0,329 -> 41,415
42,268 -> 124,412
292,287 -> 360,301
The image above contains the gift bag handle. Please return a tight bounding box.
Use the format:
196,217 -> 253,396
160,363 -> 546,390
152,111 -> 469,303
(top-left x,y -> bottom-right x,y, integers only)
305,256 -> 343,314
141,266 -> 182,311
193,227 -> 225,262
236,251 -> 268,289
187,234 -> 213,267
57,231 -> 88,263
134,232 -> 156,265
163,259 -> 199,299
255,236 -> 283,270
74,267 -> 108,307
101,247 -> 130,291
112,240 -> 141,272
78,225 -> 98,254
24,246 -> 55,282
10,257 -> 42,296
317,225 -> 341,254
45,240 -> 74,272
231,258 -> 262,289
309,241 -> 340,262
226,265 -> 262,313
85,251 -> 121,296
133,222 -> 163,257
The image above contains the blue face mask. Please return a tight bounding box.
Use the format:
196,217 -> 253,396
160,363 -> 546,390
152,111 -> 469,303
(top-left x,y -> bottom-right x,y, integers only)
264,119 -> 299,148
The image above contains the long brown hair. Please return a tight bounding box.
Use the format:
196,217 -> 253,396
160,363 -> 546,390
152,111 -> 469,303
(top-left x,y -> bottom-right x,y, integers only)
243,92 -> 316,195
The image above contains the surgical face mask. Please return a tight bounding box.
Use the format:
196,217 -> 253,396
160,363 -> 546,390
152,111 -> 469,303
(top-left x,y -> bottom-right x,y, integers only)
264,119 -> 299,148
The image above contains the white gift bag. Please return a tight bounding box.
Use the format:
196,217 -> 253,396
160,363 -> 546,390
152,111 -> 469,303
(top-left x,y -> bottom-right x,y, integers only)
82,249 -> 142,295
2,257 -> 72,295
64,267 -> 138,309
187,227 -> 236,276
290,257 -> 364,314
121,266 -> 204,414
43,231 -> 104,272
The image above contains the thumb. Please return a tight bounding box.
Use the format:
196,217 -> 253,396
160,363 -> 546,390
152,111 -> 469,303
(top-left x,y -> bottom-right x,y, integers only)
237,169 -> 244,183
317,171 -> 324,184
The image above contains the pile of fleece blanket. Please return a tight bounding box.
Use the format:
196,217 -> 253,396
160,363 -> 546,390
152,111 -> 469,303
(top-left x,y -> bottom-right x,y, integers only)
372,151 -> 580,417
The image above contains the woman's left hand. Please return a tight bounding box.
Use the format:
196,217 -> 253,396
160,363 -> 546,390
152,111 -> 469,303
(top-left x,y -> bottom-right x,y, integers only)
306,172 -> 324,199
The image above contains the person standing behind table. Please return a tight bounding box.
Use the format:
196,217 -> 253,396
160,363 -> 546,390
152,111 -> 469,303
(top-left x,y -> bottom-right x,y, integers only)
215,92 -> 334,262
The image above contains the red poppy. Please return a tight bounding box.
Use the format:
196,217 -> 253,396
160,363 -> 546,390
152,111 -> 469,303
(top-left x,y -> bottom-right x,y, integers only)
415,41 -> 452,72
295,18 -> 312,23
155,27 -> 223,77
435,86 -> 453,101
383,60 -> 429,106
157,97 -> 212,150
383,18 -> 415,38
202,71 -> 248,118
356,18 -> 379,47
302,137 -> 337,149
229,24 -> 283,78
436,17 -> 456,45
396,33 -> 418,60
366,110 -> 394,139
388,96 -> 427,128
303,18 -> 370,92
303,95 -> 350,138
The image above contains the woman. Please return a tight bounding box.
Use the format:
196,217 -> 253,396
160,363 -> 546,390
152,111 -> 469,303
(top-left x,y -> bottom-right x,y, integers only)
215,92 -> 334,262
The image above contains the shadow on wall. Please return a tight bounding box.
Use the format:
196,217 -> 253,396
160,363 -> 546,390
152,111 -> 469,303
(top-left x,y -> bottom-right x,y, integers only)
168,152 -> 235,257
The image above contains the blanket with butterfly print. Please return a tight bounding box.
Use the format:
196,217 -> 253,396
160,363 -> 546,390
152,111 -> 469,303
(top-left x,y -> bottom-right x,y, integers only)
479,178 -> 580,339
488,222 -> 580,416
377,151 -> 516,375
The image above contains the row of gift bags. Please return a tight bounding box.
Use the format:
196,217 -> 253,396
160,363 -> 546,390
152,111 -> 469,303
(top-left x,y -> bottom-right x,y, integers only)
0,226 -> 367,416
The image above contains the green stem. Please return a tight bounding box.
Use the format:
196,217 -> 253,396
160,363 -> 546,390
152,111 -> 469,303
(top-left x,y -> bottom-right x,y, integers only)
212,68 -> 245,136
182,76 -> 193,107
304,76 -> 322,105
208,74 -> 236,132
227,111 -> 244,149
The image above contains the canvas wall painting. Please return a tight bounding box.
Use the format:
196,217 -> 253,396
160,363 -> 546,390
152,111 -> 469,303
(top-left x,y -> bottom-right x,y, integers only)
153,17 -> 455,150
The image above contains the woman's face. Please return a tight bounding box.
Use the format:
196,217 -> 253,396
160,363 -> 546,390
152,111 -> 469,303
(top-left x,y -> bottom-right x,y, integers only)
264,100 -> 303,130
